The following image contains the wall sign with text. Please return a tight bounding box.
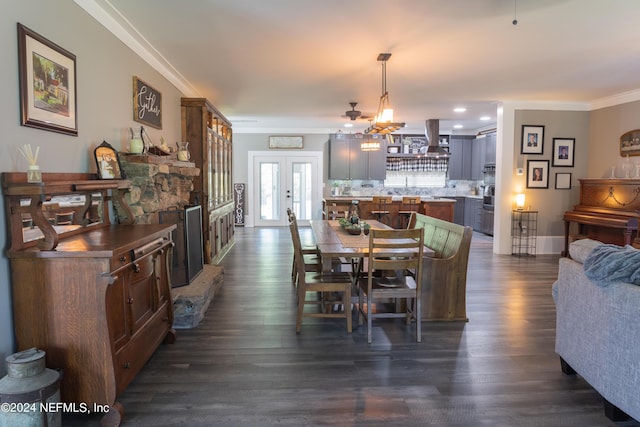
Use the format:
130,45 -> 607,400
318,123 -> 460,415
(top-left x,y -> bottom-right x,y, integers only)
133,76 -> 162,129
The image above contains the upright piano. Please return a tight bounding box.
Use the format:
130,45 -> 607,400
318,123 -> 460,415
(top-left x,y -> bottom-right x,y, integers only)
563,179 -> 640,256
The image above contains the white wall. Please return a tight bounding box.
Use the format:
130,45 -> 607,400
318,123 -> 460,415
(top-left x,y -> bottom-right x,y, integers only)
0,1 -> 184,374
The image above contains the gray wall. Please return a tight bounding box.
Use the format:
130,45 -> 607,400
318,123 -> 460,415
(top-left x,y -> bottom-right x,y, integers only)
0,1 -> 184,373
588,100 -> 640,178
512,110 -> 590,238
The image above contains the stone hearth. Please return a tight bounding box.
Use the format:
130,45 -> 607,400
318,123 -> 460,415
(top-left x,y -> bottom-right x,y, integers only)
172,265 -> 224,329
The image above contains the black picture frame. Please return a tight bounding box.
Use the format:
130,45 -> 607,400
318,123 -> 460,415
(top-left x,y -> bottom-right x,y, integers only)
527,160 -> 549,189
552,138 -> 575,167
133,76 -> 162,129
555,172 -> 572,189
17,23 -> 78,136
94,141 -> 125,180
521,125 -> 544,155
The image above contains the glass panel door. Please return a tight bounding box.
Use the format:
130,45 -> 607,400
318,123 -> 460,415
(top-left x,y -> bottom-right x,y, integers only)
250,152 -> 322,227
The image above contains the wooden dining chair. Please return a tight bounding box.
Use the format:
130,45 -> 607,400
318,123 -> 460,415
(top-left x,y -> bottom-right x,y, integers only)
287,210 -> 320,289
325,202 -> 351,220
370,196 -> 393,226
357,227 -> 424,343
398,196 -> 420,229
289,221 -> 353,333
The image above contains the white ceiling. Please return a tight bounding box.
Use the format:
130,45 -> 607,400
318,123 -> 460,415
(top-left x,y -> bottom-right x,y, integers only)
86,0 -> 640,135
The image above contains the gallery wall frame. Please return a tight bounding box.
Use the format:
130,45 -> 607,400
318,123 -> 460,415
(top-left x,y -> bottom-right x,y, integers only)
527,159 -> 549,189
552,138 -> 575,167
17,23 -> 78,136
521,125 -> 544,155
555,172 -> 572,190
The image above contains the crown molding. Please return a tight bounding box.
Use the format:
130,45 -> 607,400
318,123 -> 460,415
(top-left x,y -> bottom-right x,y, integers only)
589,89 -> 640,111
74,0 -> 200,97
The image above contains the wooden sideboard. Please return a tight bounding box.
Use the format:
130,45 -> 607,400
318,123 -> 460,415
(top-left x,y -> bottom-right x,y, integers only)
2,172 -> 176,426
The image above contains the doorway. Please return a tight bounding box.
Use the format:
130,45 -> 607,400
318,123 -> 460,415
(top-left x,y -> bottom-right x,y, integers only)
248,151 -> 323,227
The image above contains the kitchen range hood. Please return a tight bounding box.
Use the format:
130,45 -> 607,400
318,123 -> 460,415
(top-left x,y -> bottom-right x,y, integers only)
424,119 -> 450,157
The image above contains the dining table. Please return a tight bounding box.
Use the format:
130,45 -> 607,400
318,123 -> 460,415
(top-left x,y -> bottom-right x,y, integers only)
309,219 -> 434,273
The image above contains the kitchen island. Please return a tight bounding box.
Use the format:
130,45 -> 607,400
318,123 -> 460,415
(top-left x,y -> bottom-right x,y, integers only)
323,196 -> 456,227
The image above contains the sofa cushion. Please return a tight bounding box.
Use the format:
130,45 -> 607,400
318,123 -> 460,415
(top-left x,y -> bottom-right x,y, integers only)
569,238 -> 602,263
583,243 -> 640,286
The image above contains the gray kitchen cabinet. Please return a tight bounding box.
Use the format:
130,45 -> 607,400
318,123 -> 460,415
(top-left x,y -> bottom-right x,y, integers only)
484,132 -> 496,164
329,135 -> 386,180
448,135 -> 474,180
464,197 -> 483,229
483,208 -> 494,235
471,137 -> 486,180
453,196 -> 466,225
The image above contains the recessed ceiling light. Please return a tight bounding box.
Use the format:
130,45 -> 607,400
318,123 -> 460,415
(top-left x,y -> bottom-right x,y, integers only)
453,124 -> 463,129
453,107 -> 466,113
480,116 -> 491,121
344,123 -> 354,128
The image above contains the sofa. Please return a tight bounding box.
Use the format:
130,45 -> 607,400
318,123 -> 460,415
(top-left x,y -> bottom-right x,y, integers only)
552,238 -> 640,422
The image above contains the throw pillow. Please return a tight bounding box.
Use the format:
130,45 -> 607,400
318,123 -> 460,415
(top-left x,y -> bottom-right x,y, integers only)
569,238 -> 602,264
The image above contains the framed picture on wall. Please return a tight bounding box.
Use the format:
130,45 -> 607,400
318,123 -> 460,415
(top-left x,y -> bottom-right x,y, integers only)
527,160 -> 549,189
269,136 -> 303,149
521,125 -> 545,155
17,23 -> 78,136
555,172 -> 572,189
552,138 -> 575,167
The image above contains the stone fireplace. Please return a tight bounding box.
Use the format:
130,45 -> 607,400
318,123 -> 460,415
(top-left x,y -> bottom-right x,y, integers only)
118,154 -> 200,224
118,154 -> 222,329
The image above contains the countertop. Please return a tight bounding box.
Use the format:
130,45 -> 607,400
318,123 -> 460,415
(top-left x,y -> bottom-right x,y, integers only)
324,196 -> 457,203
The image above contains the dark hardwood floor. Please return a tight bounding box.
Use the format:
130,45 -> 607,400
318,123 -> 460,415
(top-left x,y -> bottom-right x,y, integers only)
65,228 -> 639,427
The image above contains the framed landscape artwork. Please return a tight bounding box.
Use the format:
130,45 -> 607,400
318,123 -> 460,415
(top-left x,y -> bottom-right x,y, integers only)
521,125 -> 544,155
18,23 -> 78,136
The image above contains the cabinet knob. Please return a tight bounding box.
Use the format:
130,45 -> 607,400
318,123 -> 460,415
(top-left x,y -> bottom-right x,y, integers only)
119,256 -> 127,263
132,263 -> 140,273
127,298 -> 134,304
123,362 -> 131,369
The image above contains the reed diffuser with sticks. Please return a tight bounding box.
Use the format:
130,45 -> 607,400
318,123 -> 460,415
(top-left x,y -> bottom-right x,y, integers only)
18,144 -> 41,183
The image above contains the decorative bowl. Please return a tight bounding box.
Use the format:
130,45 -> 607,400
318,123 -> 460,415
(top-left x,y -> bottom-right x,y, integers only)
346,226 -> 361,235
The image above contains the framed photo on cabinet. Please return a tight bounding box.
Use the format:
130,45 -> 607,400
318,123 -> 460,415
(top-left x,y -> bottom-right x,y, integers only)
527,160 -> 549,189
94,141 -> 124,180
17,23 -> 78,136
521,125 -> 544,154
552,138 -> 575,167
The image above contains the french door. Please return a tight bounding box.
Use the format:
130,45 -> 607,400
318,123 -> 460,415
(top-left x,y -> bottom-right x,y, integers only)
249,151 -> 323,227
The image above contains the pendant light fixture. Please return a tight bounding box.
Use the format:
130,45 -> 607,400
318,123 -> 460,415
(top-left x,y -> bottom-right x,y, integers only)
365,53 -> 405,135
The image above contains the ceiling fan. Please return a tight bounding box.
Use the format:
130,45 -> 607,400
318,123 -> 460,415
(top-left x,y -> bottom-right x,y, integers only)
342,102 -> 373,121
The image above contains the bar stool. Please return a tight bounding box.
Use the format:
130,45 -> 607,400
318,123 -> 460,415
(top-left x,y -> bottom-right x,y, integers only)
370,196 -> 392,226
398,196 -> 420,228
